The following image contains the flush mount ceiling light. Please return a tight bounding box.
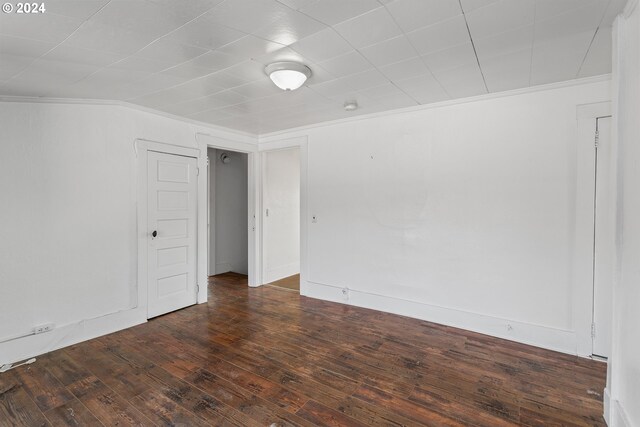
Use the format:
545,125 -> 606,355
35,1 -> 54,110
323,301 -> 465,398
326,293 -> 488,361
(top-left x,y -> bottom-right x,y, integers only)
265,62 -> 311,91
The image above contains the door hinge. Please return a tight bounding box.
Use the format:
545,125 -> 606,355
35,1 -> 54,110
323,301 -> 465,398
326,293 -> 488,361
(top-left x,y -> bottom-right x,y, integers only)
266,208 -> 269,217
591,322 -> 596,339
594,129 -> 600,148
196,284 -> 200,294
196,167 -> 200,176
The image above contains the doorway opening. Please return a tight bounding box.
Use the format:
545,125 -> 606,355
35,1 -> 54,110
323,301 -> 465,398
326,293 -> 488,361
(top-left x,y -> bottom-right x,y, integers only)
208,148 -> 249,286
262,147 -> 301,292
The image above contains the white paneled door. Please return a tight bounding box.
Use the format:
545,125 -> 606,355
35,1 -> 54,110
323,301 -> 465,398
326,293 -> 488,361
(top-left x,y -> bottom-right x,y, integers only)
147,151 -> 198,318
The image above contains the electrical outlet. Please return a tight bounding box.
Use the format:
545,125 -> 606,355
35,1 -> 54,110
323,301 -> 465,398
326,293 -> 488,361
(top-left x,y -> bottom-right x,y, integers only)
34,323 -> 54,334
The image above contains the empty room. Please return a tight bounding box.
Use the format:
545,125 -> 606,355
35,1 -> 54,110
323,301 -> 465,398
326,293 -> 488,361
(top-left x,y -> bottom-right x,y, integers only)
0,0 -> 639,426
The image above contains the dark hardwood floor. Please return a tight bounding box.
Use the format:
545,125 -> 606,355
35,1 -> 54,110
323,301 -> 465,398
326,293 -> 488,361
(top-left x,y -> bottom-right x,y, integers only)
0,272 -> 606,426
267,274 -> 300,292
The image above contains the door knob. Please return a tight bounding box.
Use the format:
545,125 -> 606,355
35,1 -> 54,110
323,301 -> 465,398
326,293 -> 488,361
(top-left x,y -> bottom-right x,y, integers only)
152,230 -> 157,238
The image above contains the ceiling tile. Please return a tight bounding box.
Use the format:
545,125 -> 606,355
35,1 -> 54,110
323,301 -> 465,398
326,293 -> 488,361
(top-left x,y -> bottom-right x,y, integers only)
42,45 -> 125,68
466,0 -> 535,39
0,54 -> 36,81
459,0 -> 500,13
407,15 -> 471,55
189,50 -> 243,70
310,69 -> 387,97
319,51 -> 373,78
232,79 -> 283,98
0,34 -> 55,57
89,0 -> 194,39
473,25 -> 534,60
421,42 -> 477,73
358,82 -> 408,100
359,35 -> 416,67
218,35 -> 286,61
64,20 -> 158,55
275,0 -> 320,11
379,56 -> 430,82
578,26 -> 612,77
334,7 -> 401,49
534,2 -> 607,44
534,0 -> 599,22
0,10 -> 82,43
432,63 -> 487,98
253,8 -> 327,46
204,0 -> 289,33
43,0 -> 110,19
393,72 -> 449,104
222,60 -> 269,85
251,46 -> 306,66
299,0 -> 380,26
384,0 -> 461,33
289,28 -> 352,62
136,38 -> 209,69
531,30 -> 594,85
480,48 -> 532,92
161,62 -> 215,80
110,56 -> 171,73
168,17 -> 246,51
14,57 -> 101,85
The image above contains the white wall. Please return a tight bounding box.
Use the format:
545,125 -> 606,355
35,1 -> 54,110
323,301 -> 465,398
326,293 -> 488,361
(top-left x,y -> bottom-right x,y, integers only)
260,78 -> 612,354
263,148 -> 300,283
0,100 -> 256,364
209,148 -> 248,275
608,1 -> 640,425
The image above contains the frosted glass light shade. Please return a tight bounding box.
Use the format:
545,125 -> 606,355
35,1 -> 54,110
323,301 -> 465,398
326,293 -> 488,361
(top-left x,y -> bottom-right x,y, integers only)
265,62 -> 311,91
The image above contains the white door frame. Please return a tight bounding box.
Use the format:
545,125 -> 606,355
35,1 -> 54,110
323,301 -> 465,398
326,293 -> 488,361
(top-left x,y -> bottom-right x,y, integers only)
135,139 -> 201,318
258,136 -> 309,291
196,133 -> 260,293
574,102 -> 614,357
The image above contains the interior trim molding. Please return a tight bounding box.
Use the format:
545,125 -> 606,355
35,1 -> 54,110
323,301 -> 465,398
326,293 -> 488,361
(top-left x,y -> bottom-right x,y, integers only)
258,74 -> 612,141
301,280 -> 579,355
0,307 -> 146,366
0,96 -> 258,140
610,399 -> 633,427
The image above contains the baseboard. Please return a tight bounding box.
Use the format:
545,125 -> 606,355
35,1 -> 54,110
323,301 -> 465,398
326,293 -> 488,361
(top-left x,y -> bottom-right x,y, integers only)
264,262 -> 300,284
215,262 -> 232,274
302,281 -> 577,355
0,307 -> 146,366
604,387 -> 611,425
610,399 -> 634,427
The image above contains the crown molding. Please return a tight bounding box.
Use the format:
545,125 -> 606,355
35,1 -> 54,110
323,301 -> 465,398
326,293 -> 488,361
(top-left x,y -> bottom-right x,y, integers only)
258,74 -> 612,141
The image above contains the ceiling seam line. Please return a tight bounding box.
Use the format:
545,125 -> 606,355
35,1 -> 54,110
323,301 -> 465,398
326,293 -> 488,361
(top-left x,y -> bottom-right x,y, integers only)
71,0 -> 237,87
458,0 -> 489,93
5,0 -> 114,83
576,27 -> 601,79
377,2 -> 451,102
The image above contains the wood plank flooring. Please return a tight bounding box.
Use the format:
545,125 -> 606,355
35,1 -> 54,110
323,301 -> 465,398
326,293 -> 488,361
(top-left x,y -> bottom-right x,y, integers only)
0,272 -> 606,426
267,274 -> 300,292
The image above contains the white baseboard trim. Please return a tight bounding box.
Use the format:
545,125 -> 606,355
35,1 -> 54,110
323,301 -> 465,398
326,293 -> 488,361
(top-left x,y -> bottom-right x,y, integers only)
264,262 -> 300,284
610,399 -> 634,427
604,387 -> 612,425
302,281 -> 578,355
215,262 -> 232,274
0,307 -> 146,366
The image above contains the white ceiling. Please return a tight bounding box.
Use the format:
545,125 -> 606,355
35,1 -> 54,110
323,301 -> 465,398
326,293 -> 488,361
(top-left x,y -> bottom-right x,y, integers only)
0,0 -> 625,134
